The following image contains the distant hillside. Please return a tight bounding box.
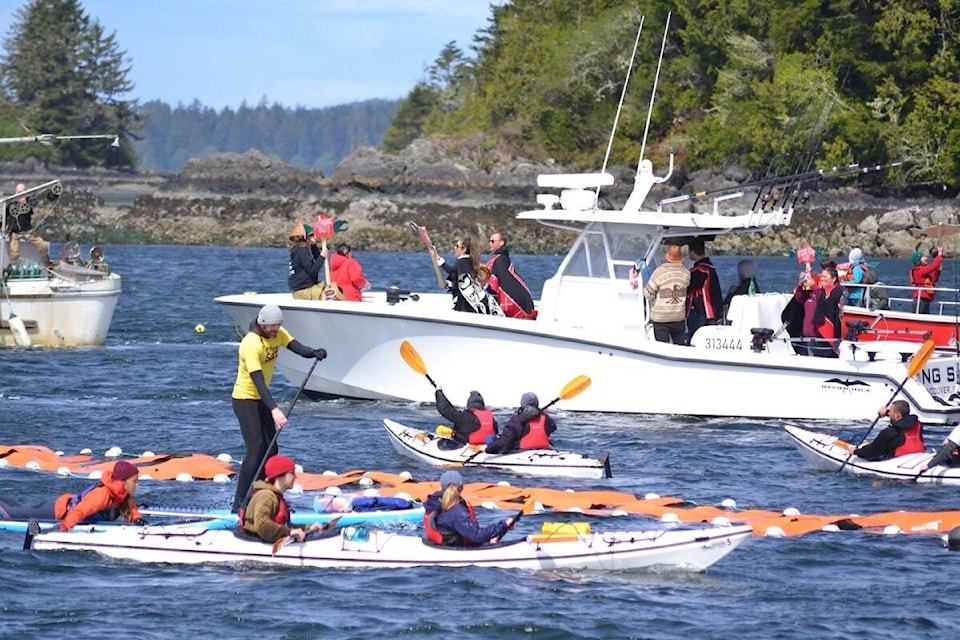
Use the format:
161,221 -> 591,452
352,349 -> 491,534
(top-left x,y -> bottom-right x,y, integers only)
133,98 -> 400,175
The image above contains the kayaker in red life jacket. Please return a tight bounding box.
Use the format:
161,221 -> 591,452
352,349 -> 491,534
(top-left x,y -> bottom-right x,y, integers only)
0,460 -> 146,530
434,386 -> 498,445
485,392 -> 558,454
853,400 -> 926,462
423,470 -> 515,546
240,455 -> 323,543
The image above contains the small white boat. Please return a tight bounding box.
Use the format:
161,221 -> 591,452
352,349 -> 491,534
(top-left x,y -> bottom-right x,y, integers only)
383,419 -> 612,479
30,522 -> 752,572
784,424 -> 960,484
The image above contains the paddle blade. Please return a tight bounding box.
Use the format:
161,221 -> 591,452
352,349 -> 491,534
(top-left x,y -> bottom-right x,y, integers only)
399,340 -> 427,376
520,496 -> 537,515
272,535 -> 293,555
323,515 -> 343,531
559,375 -> 591,401
906,339 -> 936,378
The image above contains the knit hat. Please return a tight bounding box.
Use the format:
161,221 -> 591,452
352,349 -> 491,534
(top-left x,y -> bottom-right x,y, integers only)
112,460 -> 139,481
264,454 -> 296,480
439,469 -> 463,489
665,245 -> 684,263
912,250 -> 924,265
335,242 -> 351,256
466,390 -> 485,410
520,392 -> 539,408
848,248 -> 863,264
289,220 -> 309,240
257,305 -> 283,325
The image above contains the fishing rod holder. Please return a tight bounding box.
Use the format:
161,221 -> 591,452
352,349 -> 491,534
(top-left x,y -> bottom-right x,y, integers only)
386,284 -> 419,305
750,327 -> 775,353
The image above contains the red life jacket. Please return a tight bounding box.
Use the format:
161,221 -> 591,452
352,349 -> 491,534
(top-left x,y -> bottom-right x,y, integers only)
239,489 -> 290,533
468,408 -> 496,445
894,421 -> 925,456
519,414 -> 551,450
423,501 -> 478,546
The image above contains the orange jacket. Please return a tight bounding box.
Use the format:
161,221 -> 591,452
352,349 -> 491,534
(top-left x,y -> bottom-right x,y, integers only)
329,253 -> 369,302
55,470 -> 142,531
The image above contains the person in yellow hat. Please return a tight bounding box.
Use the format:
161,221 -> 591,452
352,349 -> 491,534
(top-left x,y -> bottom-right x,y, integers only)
287,219 -> 329,300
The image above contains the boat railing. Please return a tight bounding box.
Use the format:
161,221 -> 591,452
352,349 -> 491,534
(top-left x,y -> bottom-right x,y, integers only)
851,282 -> 960,316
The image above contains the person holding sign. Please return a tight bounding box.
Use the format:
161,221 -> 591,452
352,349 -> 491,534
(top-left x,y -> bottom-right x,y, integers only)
287,220 -> 328,300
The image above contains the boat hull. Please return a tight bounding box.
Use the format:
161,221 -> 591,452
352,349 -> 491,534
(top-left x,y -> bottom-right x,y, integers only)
0,267 -> 121,347
383,419 -> 611,479
32,523 -> 752,571
216,293 -> 960,424
784,424 -> 960,484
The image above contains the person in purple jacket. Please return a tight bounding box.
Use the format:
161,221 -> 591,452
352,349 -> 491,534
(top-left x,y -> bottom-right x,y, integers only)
422,470 -> 515,546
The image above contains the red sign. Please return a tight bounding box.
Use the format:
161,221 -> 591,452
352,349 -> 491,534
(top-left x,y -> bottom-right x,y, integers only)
315,214 -> 335,239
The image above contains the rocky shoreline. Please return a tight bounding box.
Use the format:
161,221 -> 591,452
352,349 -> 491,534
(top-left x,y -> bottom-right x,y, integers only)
5,144 -> 960,260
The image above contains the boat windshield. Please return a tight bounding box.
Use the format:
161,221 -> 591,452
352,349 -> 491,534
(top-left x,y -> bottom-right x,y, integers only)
560,222 -> 655,281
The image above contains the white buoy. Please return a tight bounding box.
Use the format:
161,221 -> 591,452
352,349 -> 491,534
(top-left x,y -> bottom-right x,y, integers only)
87,470 -> 103,480
720,498 -> 737,509
0,459 -> 8,468
324,486 -> 342,496
294,464 -> 303,474
8,313 -> 31,347
216,453 -> 234,463
175,472 -> 194,482
105,447 -> 122,458
289,483 -> 304,495
566,506 -> 584,513
882,525 -> 902,535
56,466 -> 71,476
25,460 -> 40,470
610,509 -> 629,517
533,501 -> 544,512
212,473 -> 230,484
362,488 -> 379,497
712,516 -> 732,527
140,474 -> 153,481
322,470 -> 337,476
398,470 -> 412,480
480,501 -> 498,510
564,488 -> 575,493
765,526 -> 786,538
644,492 -> 661,500
661,512 -> 680,524
496,480 -> 511,487
55,451 -> 64,457
140,451 -> 156,458
782,507 -> 801,517
395,492 -> 413,502
358,476 -> 374,486
821,524 -> 841,533
80,448 -> 92,455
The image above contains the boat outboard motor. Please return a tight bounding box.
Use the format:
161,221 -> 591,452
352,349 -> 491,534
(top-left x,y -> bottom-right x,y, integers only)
386,284 -> 420,305
945,525 -> 960,551
844,320 -> 869,342
750,328 -> 774,353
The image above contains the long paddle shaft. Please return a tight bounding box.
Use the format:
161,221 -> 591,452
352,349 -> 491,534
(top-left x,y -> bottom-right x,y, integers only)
239,356 -> 322,510
837,339 -> 936,473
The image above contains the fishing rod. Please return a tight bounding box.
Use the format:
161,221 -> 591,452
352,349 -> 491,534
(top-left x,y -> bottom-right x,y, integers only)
0,133 -> 119,147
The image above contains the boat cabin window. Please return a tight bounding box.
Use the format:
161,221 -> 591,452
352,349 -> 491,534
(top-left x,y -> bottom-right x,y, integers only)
561,227 -> 653,281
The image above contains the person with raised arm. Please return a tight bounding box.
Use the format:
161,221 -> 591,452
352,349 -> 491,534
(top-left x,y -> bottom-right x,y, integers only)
434,386 -> 498,445
909,246 -> 944,314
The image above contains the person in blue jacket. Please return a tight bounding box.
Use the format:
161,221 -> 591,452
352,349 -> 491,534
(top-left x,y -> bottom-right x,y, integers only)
422,470 -> 515,546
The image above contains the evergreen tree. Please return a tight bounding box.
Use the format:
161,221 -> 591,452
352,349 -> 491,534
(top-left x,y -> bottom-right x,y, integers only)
0,0 -> 140,167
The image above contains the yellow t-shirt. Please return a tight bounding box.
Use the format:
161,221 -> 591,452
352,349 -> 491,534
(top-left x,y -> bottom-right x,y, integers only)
232,327 -> 294,400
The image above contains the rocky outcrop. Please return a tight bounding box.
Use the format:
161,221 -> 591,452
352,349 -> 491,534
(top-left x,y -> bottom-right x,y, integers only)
8,147 -> 960,258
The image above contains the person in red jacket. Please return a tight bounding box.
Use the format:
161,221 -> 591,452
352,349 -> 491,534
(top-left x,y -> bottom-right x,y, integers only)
485,392 -> 558,454
853,400 -> 926,461
0,460 -> 146,530
434,386 -> 498,445
909,247 -> 943,314
329,243 -> 369,302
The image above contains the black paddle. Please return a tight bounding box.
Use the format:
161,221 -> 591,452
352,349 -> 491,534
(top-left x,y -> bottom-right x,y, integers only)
837,339 -> 936,473
22,518 -> 43,551
238,355 -> 322,511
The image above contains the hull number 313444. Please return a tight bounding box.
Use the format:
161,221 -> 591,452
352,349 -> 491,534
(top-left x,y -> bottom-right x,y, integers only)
703,338 -> 743,350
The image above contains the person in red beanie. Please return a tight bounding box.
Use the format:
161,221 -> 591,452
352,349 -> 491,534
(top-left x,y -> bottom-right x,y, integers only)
239,455 -> 323,543
0,460 -> 146,530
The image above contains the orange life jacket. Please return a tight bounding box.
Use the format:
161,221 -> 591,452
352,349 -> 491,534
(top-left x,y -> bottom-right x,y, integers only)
894,422 -> 925,457
518,414 -> 551,450
468,409 -> 496,445
239,489 -> 290,533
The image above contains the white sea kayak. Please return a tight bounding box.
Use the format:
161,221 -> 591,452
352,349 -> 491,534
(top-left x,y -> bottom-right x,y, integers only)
383,419 -> 612,479
29,522 -> 751,571
784,424 -> 960,484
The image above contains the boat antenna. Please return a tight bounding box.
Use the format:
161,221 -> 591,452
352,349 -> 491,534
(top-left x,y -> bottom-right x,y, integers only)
598,15 -> 644,179
638,12 -> 670,170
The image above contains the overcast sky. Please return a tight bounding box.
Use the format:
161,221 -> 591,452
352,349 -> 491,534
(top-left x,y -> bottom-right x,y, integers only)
0,0 -> 500,109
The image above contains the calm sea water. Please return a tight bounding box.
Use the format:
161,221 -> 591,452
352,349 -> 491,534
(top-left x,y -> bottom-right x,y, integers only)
2,245 -> 959,640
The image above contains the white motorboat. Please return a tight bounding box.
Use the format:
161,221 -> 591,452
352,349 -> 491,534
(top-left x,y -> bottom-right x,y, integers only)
213,28 -> 960,424
1,179 -> 121,347
29,521 -> 752,572
784,424 -> 960,484
382,418 -> 612,479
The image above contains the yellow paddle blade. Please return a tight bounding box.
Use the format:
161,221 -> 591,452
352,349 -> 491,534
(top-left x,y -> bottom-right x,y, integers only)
521,496 -> 537,515
399,340 -> 427,376
906,339 -> 936,378
558,375 -> 591,401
